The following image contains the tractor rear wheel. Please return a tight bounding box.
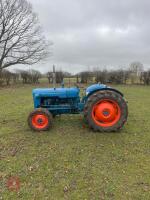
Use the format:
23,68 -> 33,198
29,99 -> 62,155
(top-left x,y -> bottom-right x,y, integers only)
28,108 -> 53,131
84,90 -> 128,132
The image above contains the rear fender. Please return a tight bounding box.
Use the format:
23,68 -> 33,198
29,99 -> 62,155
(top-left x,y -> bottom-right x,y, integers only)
87,88 -> 123,98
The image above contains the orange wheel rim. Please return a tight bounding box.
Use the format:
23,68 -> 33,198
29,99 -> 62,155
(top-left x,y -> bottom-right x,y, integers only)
31,114 -> 48,129
92,99 -> 121,127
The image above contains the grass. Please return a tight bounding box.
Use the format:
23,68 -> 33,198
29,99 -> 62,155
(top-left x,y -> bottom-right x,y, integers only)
0,83 -> 150,199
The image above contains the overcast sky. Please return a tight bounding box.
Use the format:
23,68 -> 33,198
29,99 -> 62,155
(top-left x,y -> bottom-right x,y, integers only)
27,0 -> 150,73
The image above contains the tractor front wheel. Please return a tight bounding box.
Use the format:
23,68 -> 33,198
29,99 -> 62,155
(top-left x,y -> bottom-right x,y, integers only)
84,90 -> 128,132
28,108 -> 53,131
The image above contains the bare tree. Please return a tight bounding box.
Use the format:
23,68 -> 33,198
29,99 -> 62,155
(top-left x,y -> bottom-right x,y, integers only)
140,70 -> 150,85
123,70 -> 130,84
3,69 -> 12,85
55,71 -> 64,84
0,69 -> 4,85
76,74 -> 79,83
93,69 -> 130,85
11,71 -> 19,83
95,70 -> 108,84
19,69 -> 41,84
0,0 -> 50,71
79,71 -> 93,84
30,69 -> 41,84
0,69 -> 14,85
19,70 -> 30,83
129,62 -> 144,76
47,72 -> 53,84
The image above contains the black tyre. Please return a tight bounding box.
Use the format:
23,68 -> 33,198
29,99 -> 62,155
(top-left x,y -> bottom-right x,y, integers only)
84,90 -> 128,132
28,108 -> 53,131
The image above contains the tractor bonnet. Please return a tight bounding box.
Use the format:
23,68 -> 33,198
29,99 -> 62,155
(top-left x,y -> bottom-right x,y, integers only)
32,87 -> 80,98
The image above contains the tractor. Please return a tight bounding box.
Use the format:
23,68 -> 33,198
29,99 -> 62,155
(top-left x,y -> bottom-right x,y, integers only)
28,83 -> 128,132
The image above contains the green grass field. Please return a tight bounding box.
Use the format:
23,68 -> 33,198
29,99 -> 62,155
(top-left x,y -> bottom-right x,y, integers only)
0,83 -> 150,200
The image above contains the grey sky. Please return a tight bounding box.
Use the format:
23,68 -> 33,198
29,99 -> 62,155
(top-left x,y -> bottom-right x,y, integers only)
27,0 -> 150,73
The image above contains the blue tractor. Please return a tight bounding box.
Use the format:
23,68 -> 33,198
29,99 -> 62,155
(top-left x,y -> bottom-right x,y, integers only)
28,84 -> 128,132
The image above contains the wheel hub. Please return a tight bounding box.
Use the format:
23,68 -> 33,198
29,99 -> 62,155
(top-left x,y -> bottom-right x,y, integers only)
92,99 -> 121,127
32,114 -> 49,129
37,118 -> 43,124
103,110 -> 110,116
95,102 -> 116,122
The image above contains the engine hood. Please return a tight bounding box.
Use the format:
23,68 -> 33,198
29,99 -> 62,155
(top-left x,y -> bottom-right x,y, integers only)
32,87 -> 80,98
